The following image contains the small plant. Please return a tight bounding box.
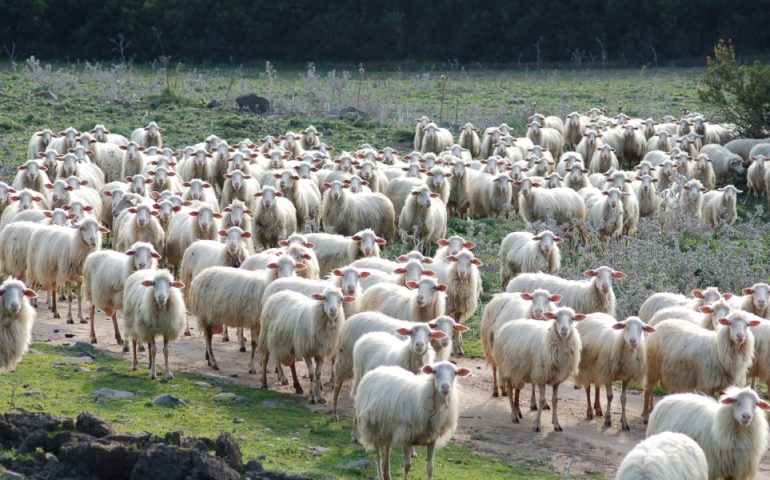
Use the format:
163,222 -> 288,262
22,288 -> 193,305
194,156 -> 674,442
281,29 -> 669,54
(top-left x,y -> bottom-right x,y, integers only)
699,40 -> 770,137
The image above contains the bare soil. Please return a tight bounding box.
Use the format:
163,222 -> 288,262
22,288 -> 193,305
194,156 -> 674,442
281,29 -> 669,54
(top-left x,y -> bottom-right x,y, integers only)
31,305 -> 770,479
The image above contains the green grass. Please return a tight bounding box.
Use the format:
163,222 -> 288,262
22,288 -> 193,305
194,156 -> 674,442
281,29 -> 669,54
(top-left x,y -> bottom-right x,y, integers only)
0,344 -> 556,479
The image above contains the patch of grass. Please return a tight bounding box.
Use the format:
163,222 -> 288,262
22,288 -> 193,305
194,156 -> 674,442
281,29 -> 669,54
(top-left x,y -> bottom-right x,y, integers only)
0,344 -> 550,479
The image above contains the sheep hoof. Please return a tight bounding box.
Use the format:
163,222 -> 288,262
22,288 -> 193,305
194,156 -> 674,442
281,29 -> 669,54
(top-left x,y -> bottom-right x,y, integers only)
534,425 -> 541,432
239,346 -> 247,353
492,391 -> 499,398
586,413 -> 593,420
554,425 -> 563,432
309,397 -> 316,405
90,337 -> 98,344
530,405 -> 538,411
512,417 -> 519,424
184,330 -> 191,337
294,387 -> 303,395
604,419 -> 612,427
281,379 -> 289,386
66,318 -> 73,324
621,423 -> 630,432
79,318 -> 87,324
212,365 -> 220,371
248,368 -> 256,374
150,374 -> 157,380
122,346 -> 129,353
544,403 -> 551,410
165,373 -> 174,381
518,411 -> 523,419
260,383 -> 268,390
594,408 -> 602,416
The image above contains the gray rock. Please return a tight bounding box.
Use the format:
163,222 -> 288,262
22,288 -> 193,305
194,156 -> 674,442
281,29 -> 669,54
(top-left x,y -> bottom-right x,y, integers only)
310,446 -> 329,456
91,388 -> 134,400
261,400 -> 282,409
207,99 -> 223,108
72,341 -> 95,351
211,393 -> 248,404
193,381 -> 213,388
153,394 -> 187,406
76,412 -> 115,438
343,459 -> 373,469
215,432 -> 243,472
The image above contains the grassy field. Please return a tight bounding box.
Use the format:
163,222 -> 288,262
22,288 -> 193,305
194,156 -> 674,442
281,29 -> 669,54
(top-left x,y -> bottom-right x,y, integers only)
1,59 -> 766,478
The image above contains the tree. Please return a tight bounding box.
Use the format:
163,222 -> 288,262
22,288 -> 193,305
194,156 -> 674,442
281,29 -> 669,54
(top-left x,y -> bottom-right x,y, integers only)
699,40 -> 770,138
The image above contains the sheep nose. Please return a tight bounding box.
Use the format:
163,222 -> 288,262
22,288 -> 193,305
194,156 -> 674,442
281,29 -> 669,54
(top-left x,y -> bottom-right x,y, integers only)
157,296 -> 168,305
561,327 -> 569,335
329,308 -> 338,317
629,338 -> 638,347
138,263 -> 147,269
9,302 -> 20,313
533,309 -> 543,319
601,284 -> 610,293
736,333 -> 745,343
345,286 -> 355,295
363,248 -> 372,256
742,413 -> 752,423
439,384 -> 451,395
201,223 -> 210,231
416,296 -> 426,306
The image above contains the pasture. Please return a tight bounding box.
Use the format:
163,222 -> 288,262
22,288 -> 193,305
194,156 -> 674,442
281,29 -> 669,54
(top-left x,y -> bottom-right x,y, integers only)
1,60 -> 769,479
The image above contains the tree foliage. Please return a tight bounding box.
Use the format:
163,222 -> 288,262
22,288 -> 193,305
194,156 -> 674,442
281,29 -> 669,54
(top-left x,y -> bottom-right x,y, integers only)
699,40 -> 770,137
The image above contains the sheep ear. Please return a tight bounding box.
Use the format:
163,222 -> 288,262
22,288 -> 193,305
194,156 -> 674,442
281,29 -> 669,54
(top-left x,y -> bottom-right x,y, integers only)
722,293 -> 734,300
437,239 -> 449,246
554,236 -> 564,244
24,289 -> 38,299
405,281 -> 419,290
242,231 -> 252,238
720,396 -> 736,405
218,230 -> 228,237
543,311 -> 556,320
266,263 -> 278,269
573,314 -> 586,321
310,293 -> 325,300
717,318 -> 730,326
463,241 -> 475,249
430,331 -> 446,339
423,270 -> 436,277
520,292 -> 534,300
584,269 -> 598,278
278,240 -> 289,246
446,255 -> 458,262
375,237 -> 386,246
692,289 -> 704,299
359,271 -> 371,278
397,326 -> 413,336
332,269 -> 343,277
549,294 -> 562,303
294,263 -> 307,271
698,306 -> 714,314
642,325 -> 656,333
743,288 -> 754,295
171,281 -> 185,289
613,271 -> 626,279
213,213 -> 223,219
758,400 -> 770,411
141,280 -> 156,287
454,324 -> 470,332
471,258 -> 482,266
393,268 -> 407,274
436,283 -> 448,292
456,367 -> 471,377
749,320 -> 762,328
612,322 -> 626,330
151,251 -> 162,259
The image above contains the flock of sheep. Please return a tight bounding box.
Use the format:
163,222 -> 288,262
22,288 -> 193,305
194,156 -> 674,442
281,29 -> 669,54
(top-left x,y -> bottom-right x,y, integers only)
0,109 -> 769,480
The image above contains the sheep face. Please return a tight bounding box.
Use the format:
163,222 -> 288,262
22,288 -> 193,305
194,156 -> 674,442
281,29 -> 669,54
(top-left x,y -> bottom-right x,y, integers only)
72,146 -> 91,163
381,147 -> 397,164
295,162 -> 317,180
585,266 -> 625,296
692,287 -> 724,304
393,259 -> 434,284
720,387 -> 770,427
192,149 -> 210,167
569,165 -> 588,184
311,288 -> 351,320
545,173 -> 561,189
445,250 -> 481,279
584,130 -> 600,146
718,185 -> 741,204
544,307 -> 585,338
129,205 -> 157,227
681,180 -> 707,206
141,272 -> 182,307
347,176 -> 367,193
492,174 -> 512,195
268,150 -> 286,169
59,154 -> 79,177
154,200 -> 177,224
728,154 -> 745,174
304,129 -> 317,144
332,267 -> 368,295
226,170 -> 250,192
326,181 -> 346,201
128,174 -> 152,195
484,157 -> 501,175
437,236 -> 474,257
521,289 -> 561,320
122,142 -> 144,160
184,180 -> 211,200
509,164 -> 528,182
0,279 -> 36,316
403,163 -> 423,178
65,201 -> 92,222
151,168 -> 174,188
411,187 -> 438,209
396,323 -> 439,356
125,243 -> 160,270
351,229 -> 385,257
427,168 -> 451,189
145,122 -> 162,140
91,125 -> 108,142
532,230 -> 562,258
60,127 -> 78,148
422,362 -> 470,397
38,149 -> 58,172
636,174 -> 658,194
0,183 -> 14,204
517,177 -> 540,196
12,190 -> 44,210
74,218 -> 107,247
267,255 -> 305,278
451,160 -> 468,179
19,161 -> 44,182
218,227 -> 250,256
406,278 -> 447,308
189,207 -> 218,233
274,171 -> 298,193
224,202 -> 249,228
256,187 -> 282,209
358,161 -> 376,181
282,244 -> 312,266
528,121 -> 541,135
603,188 -> 624,211
229,153 -> 247,171
744,283 -> 770,312
47,209 -> 72,226
717,313 -> 758,345
282,132 -> 298,149
428,316 -> 468,350
612,316 -> 655,350
39,129 -> 54,146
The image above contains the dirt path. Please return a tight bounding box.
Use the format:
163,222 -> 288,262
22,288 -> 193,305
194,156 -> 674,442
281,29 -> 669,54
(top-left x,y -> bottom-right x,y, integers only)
31,307 -> 770,478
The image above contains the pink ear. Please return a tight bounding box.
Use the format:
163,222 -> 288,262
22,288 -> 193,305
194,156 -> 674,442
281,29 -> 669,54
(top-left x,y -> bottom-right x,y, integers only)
718,318 -> 729,326
375,237 -> 386,246
456,367 -> 471,377
550,294 -> 562,302
242,231 -> 252,238
141,280 -> 155,287
613,271 -> 626,279
422,258 -> 433,264
266,262 -> 278,269
423,270 -> 436,277
584,269 -> 598,278
574,314 -> 586,321
24,289 -> 37,299
612,322 -> 625,330
720,396 -> 736,405
437,239 -> 449,246
436,283 -> 448,292
743,288 -> 755,295
642,325 -> 656,333
454,324 -> 470,332
332,269 -> 343,277
463,241 -> 475,249
421,365 -> 435,374
520,292 -> 534,300
405,281 -> 419,289
218,230 -> 227,237
698,306 -> 714,314
543,311 -> 556,320
446,255 -> 458,262
431,331 -> 446,339
692,290 -> 704,299
749,320 -> 762,328
396,327 -> 412,335
294,263 -> 307,271
722,293 -> 734,300
278,240 -> 289,246
151,251 -> 162,259
758,400 -> 770,411
393,268 -> 407,274
341,296 -> 356,303
359,271 -> 371,278
171,281 -> 185,289
213,213 -> 223,219
310,293 -> 325,300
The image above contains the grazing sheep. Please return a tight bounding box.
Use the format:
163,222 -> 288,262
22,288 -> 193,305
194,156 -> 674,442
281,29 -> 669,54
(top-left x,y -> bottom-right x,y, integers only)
481,289 -> 561,397
589,144 -> 619,174
319,180 -> 396,242
305,229 -> 385,276
0,278 -> 37,372
516,178 -> 587,229
647,387 -> 769,480
493,308 -> 584,431
82,242 -> 160,346
26,218 -> 108,323
642,311 -> 759,422
398,186 -> 447,255
252,186 -> 298,249
746,154 -> 768,202
526,120 -> 563,159
701,144 -> 745,183
575,315 -> 656,430
498,230 -> 562,288
114,203 -> 165,254
458,123 -> 481,157
507,266 -> 625,316
260,288 -> 351,403
361,277 -> 447,323
354,362 -> 470,480
702,185 -> 741,227
122,269 -> 185,379
130,121 -> 163,148
468,172 -> 513,218
615,432 -> 708,480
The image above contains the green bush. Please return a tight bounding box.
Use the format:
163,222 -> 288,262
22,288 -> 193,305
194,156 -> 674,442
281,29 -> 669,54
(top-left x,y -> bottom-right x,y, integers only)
699,40 -> 770,137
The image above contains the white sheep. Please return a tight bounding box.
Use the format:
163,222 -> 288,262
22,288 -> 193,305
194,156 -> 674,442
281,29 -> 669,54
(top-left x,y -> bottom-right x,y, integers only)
273,169 -> 321,231
701,144 -> 745,183
582,187 -> 625,241
575,315 -> 656,431
354,362 -> 470,480
89,124 -> 128,146
0,278 -> 37,372
458,123 -> 481,157
647,387 -> 769,480
702,185 -> 741,228
0,189 -> 46,231
119,142 -> 147,179
526,120 -> 563,159
177,147 -> 217,186
164,205 -> 221,273
48,127 -> 79,154
252,186 -> 297,249
446,159 -> 471,217
0,182 -> 16,219
516,177 -> 587,229
146,166 -> 184,195
646,130 -> 673,153
220,168 -> 258,212
384,175 -> 424,216
615,432 -> 708,480
433,235 -> 474,262
26,218 -> 108,323
564,112 -> 588,148
589,144 -> 619,174
305,229 -> 384,276
493,307 -> 584,431
398,186 -> 447,254
481,289 -> 561,397
507,266 -> 625,316
361,277 -> 447,323
114,203 -> 165,254
631,174 -> 660,218
242,240 -> 320,281
745,154 -> 768,202
638,287 -> 727,324
181,179 -> 219,212
27,129 -> 54,159
12,160 -> 51,195
498,230 -> 562,288
122,269 -> 185,379
420,122 -> 453,154
260,288 -> 351,403
130,121 -> 163,148
179,227 -> 252,296
576,129 -> 604,166
730,283 -> 770,319
318,180 -> 396,243
468,171 -> 513,218
82,242 -> 160,346
642,310 -> 759,422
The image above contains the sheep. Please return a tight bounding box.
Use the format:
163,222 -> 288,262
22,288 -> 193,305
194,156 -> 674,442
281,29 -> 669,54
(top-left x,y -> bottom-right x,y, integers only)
114,203 -> 165,254
278,132 -> 305,160
744,154 -> 769,202
305,229 -> 385,276
631,174 -> 661,218
507,266 -> 625,316
564,164 -> 590,191
189,256 -> 306,373
146,166 -> 183,195
730,283 -> 770,320
530,113 -> 565,136
575,315 -> 655,431
0,216 -> 50,284
27,129 -> 54,159
564,112 -> 588,149
82,242 -> 160,346
241,241 -> 320,281
357,258 -> 435,292
646,130 -> 674,153
427,249 -> 481,355
318,180 -> 396,242
528,155 -> 557,179
177,147 -> 216,186
467,172 -> 512,219
516,178 -> 587,229
646,387 -> 769,480
273,169 -> 321,231
458,123 -> 481,157
498,230 -> 562,288
642,310 -> 759,422
361,276 -> 447,324
445,159 -> 471,217
48,127 -> 79,154
701,144 -> 745,183
0,278 -> 37,372
398,185 -> 447,254
12,160 -> 51,195
420,122 -> 453,154
220,199 -> 253,250
576,129 -> 604,166
119,142 -> 147,179
589,144 -> 619,174
702,185 -> 741,227
89,124 -> 128,146
0,182 -> 16,219
153,195 -> 187,233
220,169 -> 258,212
164,205 -> 221,273
582,187 -> 625,241
615,432 -> 709,480
252,186 -> 298,249
259,288 -> 350,403
481,289 -> 561,397
424,166 -> 451,205
124,173 -> 152,197
46,177 -> 102,219
179,227 -> 252,293
7,207 -> 72,226
356,160 -> 389,193
122,269 -> 185,379
648,298 -> 732,330
354,362 -> 470,480
130,121 -> 163,148
616,124 -> 647,169
526,120 -> 563,159
493,307 -> 584,431
724,137 -> 770,160
181,179 -> 219,212
0,189 -> 47,231
690,153 -> 716,191
300,125 -> 323,150
638,287 -> 728,324
26,218 -> 108,323
675,179 -> 708,220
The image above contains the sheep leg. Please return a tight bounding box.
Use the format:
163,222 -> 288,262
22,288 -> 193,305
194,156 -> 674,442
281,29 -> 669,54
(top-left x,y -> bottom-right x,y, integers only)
593,385 -> 603,416
642,385 -> 653,423
163,337 -> 173,380
604,382 -> 614,427
260,351 -> 270,389
491,363 -> 499,397
529,384 -> 537,410
584,386 -> 593,419
289,362 -> 303,394
552,383 -> 562,432
402,445 -> 412,478
205,327 -> 219,370
374,446 -> 383,480
66,286 -> 74,324
131,339 -> 138,371
305,357 -> 317,403
426,442 -> 436,480
506,381 -> 517,423
238,327 -> 246,352
52,287 -> 61,320
58,285 -> 66,301
276,362 -> 288,385
514,387 -> 522,418
382,441 -> 392,480
328,353 -> 336,387
453,329 -> 465,356
314,357 -> 326,403
76,280 -> 85,323
332,380 -> 343,421
89,305 -> 98,344
534,384 -> 545,432
111,312 -> 123,346
149,338 -> 158,380
221,327 -> 230,342
183,314 -> 191,336
247,326 -> 258,374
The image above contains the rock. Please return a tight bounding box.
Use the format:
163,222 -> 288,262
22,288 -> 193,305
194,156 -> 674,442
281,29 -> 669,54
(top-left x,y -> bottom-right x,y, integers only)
207,99 -> 223,108
153,394 -> 187,406
244,460 -> 263,472
211,392 -> 247,404
309,446 -> 329,456
104,432 -> 160,449
76,412 -> 115,438
91,388 -> 134,400
193,381 -> 212,388
64,333 -> 75,338
72,341 -> 95,350
164,431 -> 183,446
59,439 -> 141,479
235,94 -> 270,114
343,459 -> 373,470
261,400 -> 282,409
215,432 -> 243,472
338,106 -> 369,120
130,444 -> 240,480
0,412 -> 74,449
17,429 -> 50,453
77,351 -> 96,360
232,418 -> 243,424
